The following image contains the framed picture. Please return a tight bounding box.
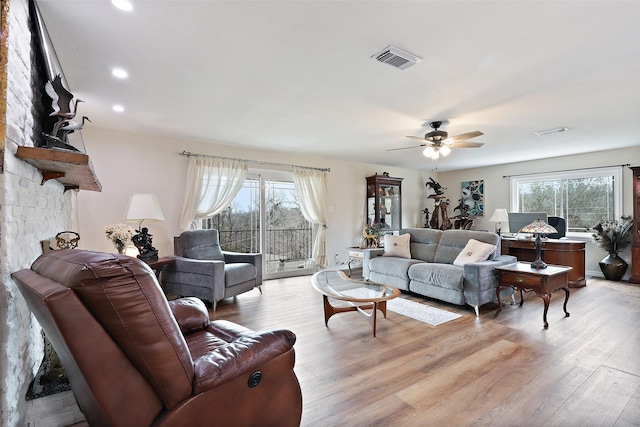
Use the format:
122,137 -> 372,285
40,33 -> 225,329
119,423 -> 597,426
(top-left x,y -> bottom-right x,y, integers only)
461,180 -> 484,216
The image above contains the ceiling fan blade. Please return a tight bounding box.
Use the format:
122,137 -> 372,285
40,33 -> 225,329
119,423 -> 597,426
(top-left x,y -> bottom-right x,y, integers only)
387,144 -> 426,152
406,135 -> 427,142
447,131 -> 484,143
449,141 -> 485,148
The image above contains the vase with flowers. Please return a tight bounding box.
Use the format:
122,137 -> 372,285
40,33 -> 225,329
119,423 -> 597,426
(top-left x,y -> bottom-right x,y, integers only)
105,223 -> 135,254
592,215 -> 633,281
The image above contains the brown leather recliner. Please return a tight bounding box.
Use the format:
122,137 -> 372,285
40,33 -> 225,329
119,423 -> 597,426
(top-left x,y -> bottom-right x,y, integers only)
12,249 -> 302,427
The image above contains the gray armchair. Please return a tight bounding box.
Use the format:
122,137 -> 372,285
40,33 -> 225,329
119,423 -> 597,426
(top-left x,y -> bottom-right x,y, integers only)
160,229 -> 262,310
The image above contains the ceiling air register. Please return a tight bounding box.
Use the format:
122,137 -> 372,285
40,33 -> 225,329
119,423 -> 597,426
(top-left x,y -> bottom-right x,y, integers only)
371,45 -> 422,70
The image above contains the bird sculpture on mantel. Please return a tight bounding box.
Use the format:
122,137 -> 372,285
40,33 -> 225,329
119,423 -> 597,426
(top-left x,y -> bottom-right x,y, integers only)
43,75 -> 85,151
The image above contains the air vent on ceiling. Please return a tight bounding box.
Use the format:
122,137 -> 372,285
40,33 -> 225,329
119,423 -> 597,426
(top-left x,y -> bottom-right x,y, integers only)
371,45 -> 422,70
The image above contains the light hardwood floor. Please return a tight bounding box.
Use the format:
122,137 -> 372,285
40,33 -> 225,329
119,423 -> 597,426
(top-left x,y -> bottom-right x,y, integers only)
212,274 -> 640,427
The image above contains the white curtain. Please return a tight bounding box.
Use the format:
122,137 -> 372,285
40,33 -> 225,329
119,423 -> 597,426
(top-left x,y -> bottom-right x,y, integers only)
179,157 -> 248,232
293,167 -> 329,267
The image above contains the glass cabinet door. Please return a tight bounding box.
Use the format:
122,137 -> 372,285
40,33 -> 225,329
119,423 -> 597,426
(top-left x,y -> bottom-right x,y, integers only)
366,175 -> 403,231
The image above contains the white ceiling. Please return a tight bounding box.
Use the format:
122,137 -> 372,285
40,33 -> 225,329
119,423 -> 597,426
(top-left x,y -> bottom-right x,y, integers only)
36,1 -> 640,172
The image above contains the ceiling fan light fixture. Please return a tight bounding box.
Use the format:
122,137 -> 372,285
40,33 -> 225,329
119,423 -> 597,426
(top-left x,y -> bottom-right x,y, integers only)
423,146 -> 435,158
440,146 -> 451,157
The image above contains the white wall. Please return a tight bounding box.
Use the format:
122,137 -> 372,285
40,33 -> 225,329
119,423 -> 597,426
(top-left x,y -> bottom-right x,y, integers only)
77,127 -> 433,266
436,146 -> 640,278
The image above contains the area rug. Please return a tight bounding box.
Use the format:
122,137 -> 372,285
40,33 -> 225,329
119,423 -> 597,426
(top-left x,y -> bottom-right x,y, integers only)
338,288 -> 463,327
387,298 -> 462,326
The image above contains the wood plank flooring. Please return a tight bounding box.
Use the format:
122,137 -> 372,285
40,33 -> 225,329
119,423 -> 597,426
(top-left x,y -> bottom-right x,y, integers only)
212,275 -> 640,427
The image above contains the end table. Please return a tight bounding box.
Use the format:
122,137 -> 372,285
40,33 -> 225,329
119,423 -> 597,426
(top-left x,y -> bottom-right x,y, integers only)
495,262 -> 571,329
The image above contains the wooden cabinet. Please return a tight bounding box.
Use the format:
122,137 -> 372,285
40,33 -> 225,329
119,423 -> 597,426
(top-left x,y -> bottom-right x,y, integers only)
630,166 -> 640,284
366,174 -> 403,232
501,237 -> 585,287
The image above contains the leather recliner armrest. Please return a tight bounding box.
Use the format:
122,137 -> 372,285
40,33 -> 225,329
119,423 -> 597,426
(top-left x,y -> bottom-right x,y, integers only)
192,320 -> 296,392
169,297 -> 211,333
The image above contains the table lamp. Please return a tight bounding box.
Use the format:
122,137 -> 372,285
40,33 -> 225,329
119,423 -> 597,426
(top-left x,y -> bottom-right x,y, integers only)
123,193 -> 165,260
520,218 -> 557,269
488,208 -> 509,235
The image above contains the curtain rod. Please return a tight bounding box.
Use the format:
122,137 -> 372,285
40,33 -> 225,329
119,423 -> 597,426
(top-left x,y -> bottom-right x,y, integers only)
503,163 -> 630,178
180,151 -> 330,173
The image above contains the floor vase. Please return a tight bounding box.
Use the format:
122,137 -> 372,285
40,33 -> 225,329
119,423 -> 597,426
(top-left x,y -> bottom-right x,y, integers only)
599,253 -> 628,281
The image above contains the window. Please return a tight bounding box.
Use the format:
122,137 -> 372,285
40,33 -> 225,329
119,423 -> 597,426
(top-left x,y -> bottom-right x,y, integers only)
510,166 -> 622,235
201,172 -> 314,279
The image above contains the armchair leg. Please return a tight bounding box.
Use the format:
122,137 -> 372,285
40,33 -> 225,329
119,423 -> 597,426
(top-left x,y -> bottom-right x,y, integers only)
212,300 -> 218,312
257,285 -> 262,294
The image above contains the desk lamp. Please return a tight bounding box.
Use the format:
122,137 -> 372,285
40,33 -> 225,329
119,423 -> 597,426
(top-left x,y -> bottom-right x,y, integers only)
123,193 -> 165,260
488,208 -> 509,236
520,218 -> 557,269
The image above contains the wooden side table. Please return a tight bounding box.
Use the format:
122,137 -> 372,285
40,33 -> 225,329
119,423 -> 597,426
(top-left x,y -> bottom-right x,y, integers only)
143,256 -> 176,278
495,262 -> 571,329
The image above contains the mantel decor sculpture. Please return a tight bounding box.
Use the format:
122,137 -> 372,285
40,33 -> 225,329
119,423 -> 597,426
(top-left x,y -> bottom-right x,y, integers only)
42,75 -> 90,152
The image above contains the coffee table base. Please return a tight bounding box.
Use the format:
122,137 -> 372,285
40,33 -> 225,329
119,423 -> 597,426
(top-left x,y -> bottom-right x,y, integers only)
322,295 -> 388,337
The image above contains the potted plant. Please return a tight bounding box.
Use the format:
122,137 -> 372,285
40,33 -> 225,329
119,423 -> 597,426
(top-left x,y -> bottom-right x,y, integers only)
592,215 -> 633,281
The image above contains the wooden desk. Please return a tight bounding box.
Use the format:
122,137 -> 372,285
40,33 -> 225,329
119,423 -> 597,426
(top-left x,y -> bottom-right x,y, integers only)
495,263 -> 571,329
501,237 -> 585,287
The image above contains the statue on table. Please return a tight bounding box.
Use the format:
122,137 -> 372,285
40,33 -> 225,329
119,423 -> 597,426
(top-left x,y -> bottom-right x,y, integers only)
132,227 -> 159,260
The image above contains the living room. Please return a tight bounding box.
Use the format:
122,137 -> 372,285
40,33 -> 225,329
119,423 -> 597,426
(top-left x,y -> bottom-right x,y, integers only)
1,0 -> 640,426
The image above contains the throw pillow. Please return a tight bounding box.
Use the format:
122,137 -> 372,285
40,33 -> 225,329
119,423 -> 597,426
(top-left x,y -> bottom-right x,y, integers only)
453,239 -> 496,267
383,233 -> 411,258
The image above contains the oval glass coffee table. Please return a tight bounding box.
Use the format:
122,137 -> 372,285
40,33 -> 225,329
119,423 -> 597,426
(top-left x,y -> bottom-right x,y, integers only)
311,270 -> 400,337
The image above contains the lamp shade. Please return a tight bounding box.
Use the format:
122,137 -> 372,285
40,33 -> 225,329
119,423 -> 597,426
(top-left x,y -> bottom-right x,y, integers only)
520,219 -> 557,235
488,208 -> 509,223
123,193 -> 165,222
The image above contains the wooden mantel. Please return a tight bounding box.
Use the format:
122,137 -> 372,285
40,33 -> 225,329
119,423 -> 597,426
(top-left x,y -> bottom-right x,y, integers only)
15,146 -> 102,192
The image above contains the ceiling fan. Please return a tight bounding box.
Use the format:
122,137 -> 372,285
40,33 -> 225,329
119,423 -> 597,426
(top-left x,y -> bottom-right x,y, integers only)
388,121 -> 484,159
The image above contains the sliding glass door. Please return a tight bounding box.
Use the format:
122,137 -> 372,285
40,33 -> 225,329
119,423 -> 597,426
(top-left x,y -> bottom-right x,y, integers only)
201,171 -> 314,279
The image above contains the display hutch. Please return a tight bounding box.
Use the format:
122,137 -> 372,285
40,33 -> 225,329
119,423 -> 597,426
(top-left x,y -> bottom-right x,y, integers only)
630,166 -> 640,284
366,174 -> 403,232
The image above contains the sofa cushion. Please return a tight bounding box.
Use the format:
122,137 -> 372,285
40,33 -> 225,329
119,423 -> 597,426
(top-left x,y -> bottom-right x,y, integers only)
402,228 -> 442,263
408,263 -> 464,291
369,256 -> 423,280
453,239 -> 496,267
224,263 -> 257,288
383,233 -> 411,258
434,230 -> 500,264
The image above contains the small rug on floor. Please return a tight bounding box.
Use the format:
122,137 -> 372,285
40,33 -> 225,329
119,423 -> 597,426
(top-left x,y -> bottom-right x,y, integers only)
387,298 -> 462,326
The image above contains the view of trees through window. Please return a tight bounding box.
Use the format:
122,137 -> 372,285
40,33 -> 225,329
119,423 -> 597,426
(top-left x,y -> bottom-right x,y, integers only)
513,168 -> 619,233
201,176 -> 312,274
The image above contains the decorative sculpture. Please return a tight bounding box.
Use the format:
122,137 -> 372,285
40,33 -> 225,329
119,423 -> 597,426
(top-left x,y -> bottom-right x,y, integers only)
425,177 -> 446,196
132,227 -> 159,261
42,75 -> 89,151
425,178 -> 452,230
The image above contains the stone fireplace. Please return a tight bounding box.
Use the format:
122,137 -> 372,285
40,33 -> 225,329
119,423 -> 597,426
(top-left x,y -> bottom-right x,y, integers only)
0,0 -> 79,424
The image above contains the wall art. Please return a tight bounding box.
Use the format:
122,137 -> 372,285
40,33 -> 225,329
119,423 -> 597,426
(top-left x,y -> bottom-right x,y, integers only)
461,180 -> 484,217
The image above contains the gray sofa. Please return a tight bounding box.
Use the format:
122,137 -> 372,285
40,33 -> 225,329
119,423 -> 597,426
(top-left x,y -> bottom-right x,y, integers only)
363,228 -> 516,316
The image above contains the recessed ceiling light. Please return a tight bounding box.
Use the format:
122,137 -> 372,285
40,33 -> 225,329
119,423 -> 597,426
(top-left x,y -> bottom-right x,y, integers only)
113,105 -> 125,112
111,0 -> 133,12
112,68 -> 128,79
533,126 -> 569,136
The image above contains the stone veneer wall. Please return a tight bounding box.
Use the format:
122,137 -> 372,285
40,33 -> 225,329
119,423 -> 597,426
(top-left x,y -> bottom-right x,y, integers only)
1,0 -> 74,425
